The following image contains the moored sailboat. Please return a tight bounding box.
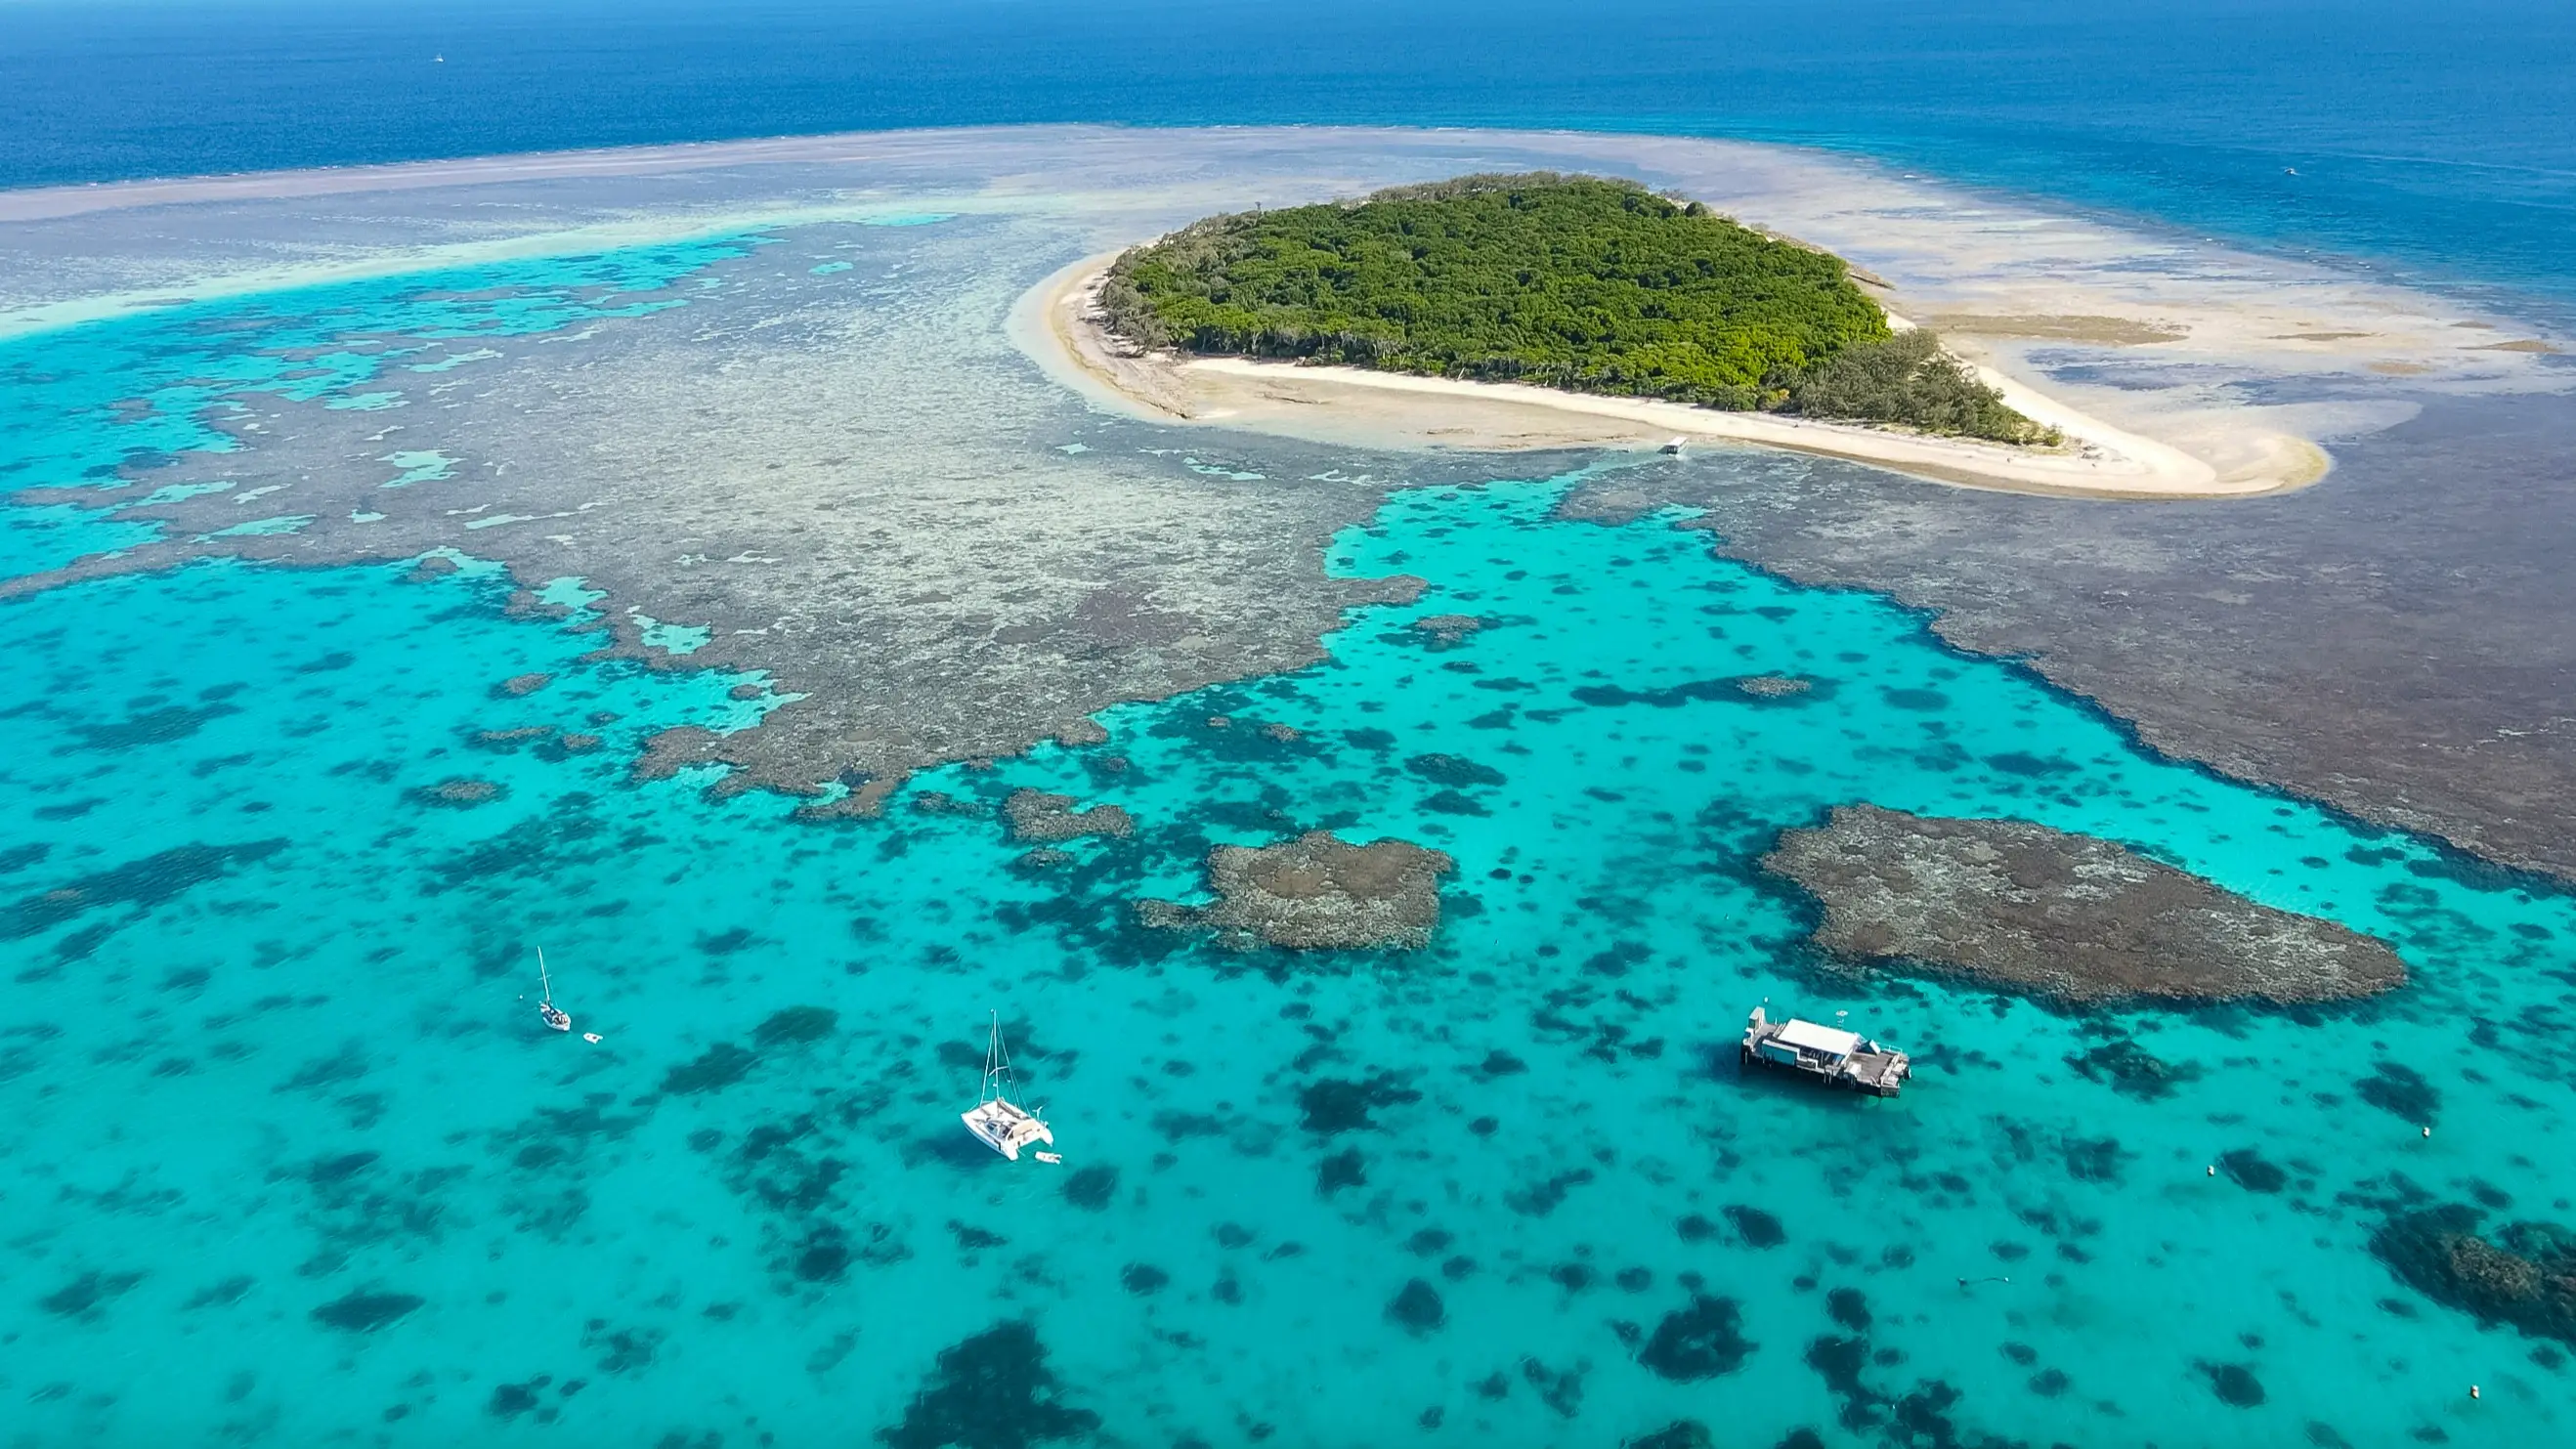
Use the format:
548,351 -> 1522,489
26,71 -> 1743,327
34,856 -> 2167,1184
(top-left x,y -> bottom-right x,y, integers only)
961,1011 -> 1055,1161
536,948 -> 572,1033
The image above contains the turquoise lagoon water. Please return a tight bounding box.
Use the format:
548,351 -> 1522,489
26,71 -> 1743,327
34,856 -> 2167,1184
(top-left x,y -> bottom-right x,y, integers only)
3,238 -> 2573,1448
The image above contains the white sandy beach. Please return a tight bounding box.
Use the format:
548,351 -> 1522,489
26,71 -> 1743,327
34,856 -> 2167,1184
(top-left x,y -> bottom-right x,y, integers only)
1020,254 -> 2319,500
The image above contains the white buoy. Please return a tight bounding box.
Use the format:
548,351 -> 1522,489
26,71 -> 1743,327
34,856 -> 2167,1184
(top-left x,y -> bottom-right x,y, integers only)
2424,1127 -> 2433,1138
2470,1385 -> 2481,1400
2207,1166 -> 2216,1176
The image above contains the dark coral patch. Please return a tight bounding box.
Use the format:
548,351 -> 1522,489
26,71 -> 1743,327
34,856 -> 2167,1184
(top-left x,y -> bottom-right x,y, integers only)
878,1321 -> 1100,1449
409,777 -> 505,808
1387,1278 -> 1444,1334
2061,1136 -> 2128,1183
583,1321 -> 665,1375
2198,1360 -> 2266,1407
1061,1165 -> 1118,1211
661,1043 -> 759,1095
1723,1204 -> 1786,1249
794,1231 -> 853,1283
1804,1334 -> 1869,1409
2373,1203 -> 2576,1345
2357,1061 -> 2441,1126
1404,752 -> 1506,788
2,840 -> 284,941
2067,1037 -> 2202,1101
184,1275 -> 253,1309
1506,1168 -> 1595,1216
488,1380 -> 546,1419
1622,1423 -> 1714,1449
75,703 -> 237,749
38,1270 -> 145,1318
311,1290 -> 424,1333
1574,676 -> 1817,708
2219,1149 -> 2290,1193
753,1006 -> 838,1048
1640,1294 -> 1755,1381
1520,1357 -> 1585,1417
1298,1073 -> 1422,1133
308,1150 -> 380,1184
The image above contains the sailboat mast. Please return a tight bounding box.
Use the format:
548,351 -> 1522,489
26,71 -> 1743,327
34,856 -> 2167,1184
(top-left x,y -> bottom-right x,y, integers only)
984,1010 -> 1002,1102
537,946 -> 553,1002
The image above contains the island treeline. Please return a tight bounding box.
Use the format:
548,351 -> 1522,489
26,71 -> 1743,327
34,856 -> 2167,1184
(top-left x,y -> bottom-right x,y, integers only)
1099,174 -> 2054,446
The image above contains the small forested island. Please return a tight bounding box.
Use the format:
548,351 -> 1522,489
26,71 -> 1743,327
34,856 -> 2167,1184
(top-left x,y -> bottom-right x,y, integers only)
1099,173 -> 2055,446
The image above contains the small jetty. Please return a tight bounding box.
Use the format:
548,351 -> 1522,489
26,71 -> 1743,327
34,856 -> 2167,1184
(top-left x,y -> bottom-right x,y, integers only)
1740,1005 -> 1910,1097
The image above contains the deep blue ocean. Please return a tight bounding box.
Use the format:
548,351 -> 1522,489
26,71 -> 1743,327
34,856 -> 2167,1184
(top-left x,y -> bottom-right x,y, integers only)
4,0 -> 2574,309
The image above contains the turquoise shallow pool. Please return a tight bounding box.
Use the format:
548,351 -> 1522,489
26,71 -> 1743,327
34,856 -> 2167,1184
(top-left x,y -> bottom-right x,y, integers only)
1,236 -> 2568,1448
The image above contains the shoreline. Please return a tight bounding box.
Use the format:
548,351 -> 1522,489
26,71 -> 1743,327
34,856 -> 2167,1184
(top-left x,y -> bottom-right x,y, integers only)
1020,253 -> 2329,500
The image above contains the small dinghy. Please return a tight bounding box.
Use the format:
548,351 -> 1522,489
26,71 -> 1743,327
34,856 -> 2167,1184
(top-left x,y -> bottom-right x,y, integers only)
535,948 -> 572,1033
961,1011 -> 1054,1161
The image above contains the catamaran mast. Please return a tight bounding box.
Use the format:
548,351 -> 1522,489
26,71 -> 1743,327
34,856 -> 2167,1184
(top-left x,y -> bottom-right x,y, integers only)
983,1010 -> 1009,1105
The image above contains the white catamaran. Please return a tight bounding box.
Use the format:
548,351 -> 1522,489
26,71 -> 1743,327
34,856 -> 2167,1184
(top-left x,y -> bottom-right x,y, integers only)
535,948 -> 572,1033
961,1012 -> 1055,1162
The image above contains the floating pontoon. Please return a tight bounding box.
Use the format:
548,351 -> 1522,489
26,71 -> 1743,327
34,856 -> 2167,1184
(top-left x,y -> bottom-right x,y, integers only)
1740,1005 -> 1910,1097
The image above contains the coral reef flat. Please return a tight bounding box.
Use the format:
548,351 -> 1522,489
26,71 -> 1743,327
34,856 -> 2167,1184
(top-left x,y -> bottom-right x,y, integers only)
1138,831 -> 1455,951
1,126 -> 2573,1449
1561,388 -> 2576,881
0,127 -> 2565,866
1765,805 -> 2408,1002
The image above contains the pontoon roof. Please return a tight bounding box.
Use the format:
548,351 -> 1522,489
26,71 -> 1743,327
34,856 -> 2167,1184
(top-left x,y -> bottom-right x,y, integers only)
1776,1019 -> 1863,1056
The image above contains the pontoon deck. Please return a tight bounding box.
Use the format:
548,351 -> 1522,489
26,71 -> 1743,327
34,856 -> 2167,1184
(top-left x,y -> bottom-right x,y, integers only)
1740,1006 -> 1911,1097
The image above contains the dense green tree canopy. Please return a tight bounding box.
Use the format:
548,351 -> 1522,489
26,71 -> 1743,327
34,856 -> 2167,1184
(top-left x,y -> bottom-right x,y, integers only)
1101,173 -> 2051,444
